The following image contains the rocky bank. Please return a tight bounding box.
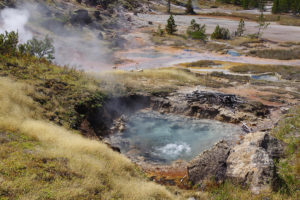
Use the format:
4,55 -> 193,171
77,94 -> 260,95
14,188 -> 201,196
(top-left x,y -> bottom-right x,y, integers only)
188,131 -> 284,194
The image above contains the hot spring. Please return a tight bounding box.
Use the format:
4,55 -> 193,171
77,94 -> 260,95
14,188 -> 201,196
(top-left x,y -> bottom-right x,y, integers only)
106,111 -> 241,164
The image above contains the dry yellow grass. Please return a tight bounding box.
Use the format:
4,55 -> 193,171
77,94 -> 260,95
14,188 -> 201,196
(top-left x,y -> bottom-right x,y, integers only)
94,68 -> 203,95
0,77 -> 183,199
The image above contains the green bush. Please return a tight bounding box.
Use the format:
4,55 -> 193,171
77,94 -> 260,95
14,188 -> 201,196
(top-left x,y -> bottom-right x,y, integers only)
19,35 -> 55,61
0,31 -> 19,56
0,31 -> 55,61
211,25 -> 231,40
186,19 -> 207,41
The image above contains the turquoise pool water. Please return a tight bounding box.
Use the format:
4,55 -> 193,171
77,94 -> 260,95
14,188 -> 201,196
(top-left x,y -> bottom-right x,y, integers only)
107,111 -> 241,164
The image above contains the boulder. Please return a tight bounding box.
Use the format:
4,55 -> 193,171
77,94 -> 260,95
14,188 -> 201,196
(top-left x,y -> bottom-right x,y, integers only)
226,132 -> 283,194
70,9 -> 92,25
187,140 -> 231,184
187,132 -> 283,194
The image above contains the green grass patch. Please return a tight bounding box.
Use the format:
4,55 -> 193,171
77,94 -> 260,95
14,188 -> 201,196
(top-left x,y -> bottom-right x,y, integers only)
229,64 -> 300,81
271,106 -> 300,196
184,60 -> 218,68
248,48 -> 300,60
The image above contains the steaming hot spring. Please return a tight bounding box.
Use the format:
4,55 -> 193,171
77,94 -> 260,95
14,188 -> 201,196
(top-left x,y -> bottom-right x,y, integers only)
106,111 -> 241,164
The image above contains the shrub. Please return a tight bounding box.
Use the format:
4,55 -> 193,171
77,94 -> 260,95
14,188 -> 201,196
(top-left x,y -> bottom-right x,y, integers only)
156,25 -> 164,36
165,15 -> 177,35
211,25 -> 231,40
186,19 -> 207,41
0,31 -> 19,56
19,35 -> 55,61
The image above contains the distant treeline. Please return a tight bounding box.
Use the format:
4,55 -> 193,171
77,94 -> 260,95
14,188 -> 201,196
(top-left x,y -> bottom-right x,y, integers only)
216,0 -> 300,14
272,0 -> 300,14
216,0 -> 263,9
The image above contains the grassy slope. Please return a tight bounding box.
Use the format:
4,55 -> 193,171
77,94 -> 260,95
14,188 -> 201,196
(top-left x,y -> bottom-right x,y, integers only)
0,55 -> 212,199
0,76 -> 180,200
0,55 -> 104,129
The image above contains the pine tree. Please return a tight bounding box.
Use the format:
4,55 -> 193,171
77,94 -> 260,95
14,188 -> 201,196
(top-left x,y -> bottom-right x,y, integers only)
165,15 -> 177,35
186,0 -> 195,14
272,0 -> 281,13
232,0 -> 241,5
292,0 -> 300,14
279,0 -> 289,12
249,0 -> 259,8
236,19 -> 246,37
242,0 -> 249,9
256,12 -> 270,38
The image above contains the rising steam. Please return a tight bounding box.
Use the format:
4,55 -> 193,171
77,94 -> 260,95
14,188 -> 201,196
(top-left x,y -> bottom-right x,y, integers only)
0,3 -> 111,71
0,7 -> 32,42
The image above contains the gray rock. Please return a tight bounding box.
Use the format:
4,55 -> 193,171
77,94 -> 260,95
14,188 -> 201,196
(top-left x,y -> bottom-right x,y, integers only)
226,132 -> 283,194
70,9 -> 92,25
187,132 -> 283,194
187,140 -> 231,184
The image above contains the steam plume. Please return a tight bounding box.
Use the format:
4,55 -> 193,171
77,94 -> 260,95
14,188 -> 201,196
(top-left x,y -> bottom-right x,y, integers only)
0,7 -> 32,42
0,3 -> 111,71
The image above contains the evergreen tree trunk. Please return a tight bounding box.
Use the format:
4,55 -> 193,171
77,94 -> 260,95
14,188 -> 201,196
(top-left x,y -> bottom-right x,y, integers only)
186,0 -> 195,14
167,0 -> 171,13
